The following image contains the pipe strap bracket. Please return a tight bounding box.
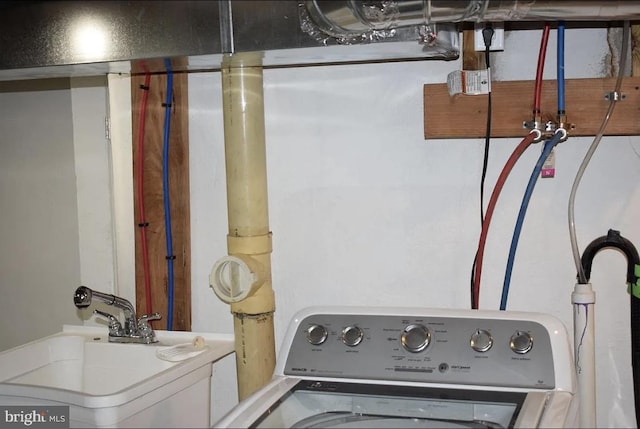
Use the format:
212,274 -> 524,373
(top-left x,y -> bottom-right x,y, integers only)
227,233 -> 273,255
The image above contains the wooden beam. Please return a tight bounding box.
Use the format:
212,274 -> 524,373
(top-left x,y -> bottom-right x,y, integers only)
131,71 -> 191,331
424,77 -> 640,139
632,25 -> 640,77
462,28 -> 485,71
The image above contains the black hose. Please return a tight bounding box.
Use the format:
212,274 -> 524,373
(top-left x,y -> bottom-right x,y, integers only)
580,229 -> 640,427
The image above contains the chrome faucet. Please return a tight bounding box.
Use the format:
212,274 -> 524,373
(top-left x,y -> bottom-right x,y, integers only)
73,286 -> 161,344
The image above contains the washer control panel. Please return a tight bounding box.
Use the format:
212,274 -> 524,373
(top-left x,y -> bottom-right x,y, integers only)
284,312 -> 557,389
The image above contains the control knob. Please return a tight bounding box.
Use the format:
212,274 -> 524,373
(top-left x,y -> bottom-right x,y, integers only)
341,326 -> 364,347
401,324 -> 431,353
510,330 -> 533,354
470,329 -> 493,352
306,324 -> 328,345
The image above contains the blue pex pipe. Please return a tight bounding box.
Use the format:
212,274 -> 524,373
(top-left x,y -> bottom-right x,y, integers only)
500,131 -> 564,310
162,58 -> 175,330
557,21 -> 565,113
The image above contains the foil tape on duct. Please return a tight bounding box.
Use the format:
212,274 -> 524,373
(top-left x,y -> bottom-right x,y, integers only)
304,0 -> 640,36
299,1 -> 444,50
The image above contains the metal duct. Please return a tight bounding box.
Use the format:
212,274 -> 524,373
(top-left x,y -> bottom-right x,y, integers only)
0,1 -> 458,81
305,1 -> 640,38
1,1 -> 639,81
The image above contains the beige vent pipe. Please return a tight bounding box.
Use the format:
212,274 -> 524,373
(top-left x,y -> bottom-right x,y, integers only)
211,53 -> 276,401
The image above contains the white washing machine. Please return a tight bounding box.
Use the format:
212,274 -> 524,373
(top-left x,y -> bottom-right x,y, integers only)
214,306 -> 578,428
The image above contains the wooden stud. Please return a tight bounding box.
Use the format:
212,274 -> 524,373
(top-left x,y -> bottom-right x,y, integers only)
632,25 -> 640,77
131,71 -> 191,331
462,28 -> 486,71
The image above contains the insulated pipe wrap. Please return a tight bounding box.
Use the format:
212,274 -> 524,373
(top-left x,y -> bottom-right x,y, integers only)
305,0 -> 640,39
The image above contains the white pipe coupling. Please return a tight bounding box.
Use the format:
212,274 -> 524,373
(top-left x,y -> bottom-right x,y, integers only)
571,283 -> 595,305
210,254 -> 266,303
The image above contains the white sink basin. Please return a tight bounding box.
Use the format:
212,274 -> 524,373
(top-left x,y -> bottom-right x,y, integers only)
0,325 -> 234,428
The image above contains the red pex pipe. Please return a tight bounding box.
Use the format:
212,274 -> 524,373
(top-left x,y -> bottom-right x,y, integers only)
472,132 -> 537,308
472,23 -> 550,308
533,23 -> 551,116
136,71 -> 153,315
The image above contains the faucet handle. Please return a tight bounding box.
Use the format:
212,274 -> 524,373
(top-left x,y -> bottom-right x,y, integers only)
137,313 -> 161,341
93,309 -> 123,336
138,312 -> 162,325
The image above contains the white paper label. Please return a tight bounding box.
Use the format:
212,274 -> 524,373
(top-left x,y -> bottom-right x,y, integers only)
447,69 -> 491,96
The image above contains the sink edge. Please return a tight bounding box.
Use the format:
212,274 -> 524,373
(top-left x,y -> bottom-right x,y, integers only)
0,326 -> 235,409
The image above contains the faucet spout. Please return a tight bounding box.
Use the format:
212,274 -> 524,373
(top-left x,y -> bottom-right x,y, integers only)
73,286 -> 160,344
74,286 -> 136,320
73,286 -> 92,307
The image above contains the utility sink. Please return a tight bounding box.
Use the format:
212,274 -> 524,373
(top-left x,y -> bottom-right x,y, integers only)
0,326 -> 234,428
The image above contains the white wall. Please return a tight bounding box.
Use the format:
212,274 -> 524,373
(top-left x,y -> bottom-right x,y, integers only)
70,76 -> 115,296
0,77 -> 112,349
185,27 -> 640,427
0,79 -> 81,349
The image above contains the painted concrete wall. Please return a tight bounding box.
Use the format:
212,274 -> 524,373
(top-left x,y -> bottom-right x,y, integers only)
185,27 -> 640,427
